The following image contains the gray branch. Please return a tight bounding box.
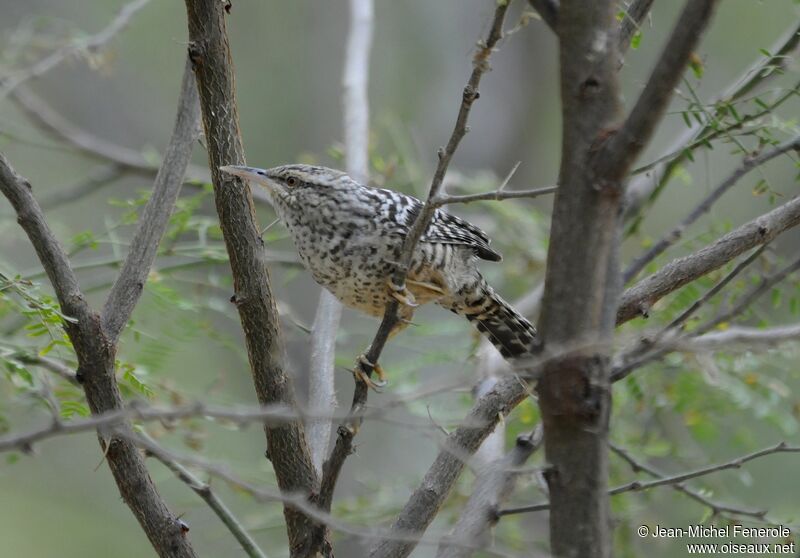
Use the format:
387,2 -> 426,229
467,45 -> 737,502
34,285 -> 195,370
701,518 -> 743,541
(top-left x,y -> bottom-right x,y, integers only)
143,433 -> 269,558
597,0 -> 720,184
102,57 -> 200,344
308,0 -> 374,476
618,195 -> 800,325
436,426 -> 544,558
182,1 -> 330,554
618,0 -> 655,56
322,1 -> 511,524
625,19 -> 800,220
10,86 -> 212,186
498,442 -> 798,517
0,0 -> 151,98
610,443 -> 769,520
624,134 -> 800,282
0,154 -> 197,556
370,375 -> 530,558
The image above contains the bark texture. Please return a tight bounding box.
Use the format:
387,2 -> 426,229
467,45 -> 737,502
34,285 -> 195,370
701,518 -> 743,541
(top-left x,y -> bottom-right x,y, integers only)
183,1 -> 330,555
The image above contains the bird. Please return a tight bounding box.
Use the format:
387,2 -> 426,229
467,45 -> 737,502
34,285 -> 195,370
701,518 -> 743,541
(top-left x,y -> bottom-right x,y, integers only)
219,164 -> 539,388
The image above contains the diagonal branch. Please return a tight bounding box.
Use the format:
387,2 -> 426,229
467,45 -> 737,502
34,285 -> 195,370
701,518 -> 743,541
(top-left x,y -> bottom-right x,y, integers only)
319,1 -> 511,518
102,57 -> 200,344
625,19 -> 800,223
617,196 -> 800,325
436,426 -> 544,558
624,134 -> 800,282
609,443 -> 769,520
618,0 -> 655,56
498,442 -> 798,517
596,0 -> 719,183
370,375 -> 531,558
0,0 -> 151,98
181,1 -> 329,555
0,154 -> 197,557
143,433 -> 269,558
10,86 -> 212,185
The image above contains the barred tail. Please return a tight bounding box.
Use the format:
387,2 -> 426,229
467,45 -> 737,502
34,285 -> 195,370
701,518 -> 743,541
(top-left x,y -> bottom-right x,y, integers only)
455,282 -> 540,359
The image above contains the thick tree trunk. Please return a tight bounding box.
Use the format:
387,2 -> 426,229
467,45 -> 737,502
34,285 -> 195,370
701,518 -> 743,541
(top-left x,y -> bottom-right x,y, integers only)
536,1 -> 622,556
182,1 -> 331,555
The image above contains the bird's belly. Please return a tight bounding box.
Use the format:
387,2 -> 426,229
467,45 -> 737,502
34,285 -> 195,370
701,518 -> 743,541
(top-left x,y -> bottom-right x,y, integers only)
298,245 -> 398,317
327,275 -> 391,317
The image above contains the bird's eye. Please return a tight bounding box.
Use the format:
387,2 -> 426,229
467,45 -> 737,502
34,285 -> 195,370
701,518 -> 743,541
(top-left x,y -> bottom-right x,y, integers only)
286,176 -> 298,187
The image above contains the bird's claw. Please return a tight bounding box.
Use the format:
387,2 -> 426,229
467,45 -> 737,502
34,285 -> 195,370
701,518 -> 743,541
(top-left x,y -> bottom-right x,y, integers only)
388,279 -> 418,307
355,354 -> 388,391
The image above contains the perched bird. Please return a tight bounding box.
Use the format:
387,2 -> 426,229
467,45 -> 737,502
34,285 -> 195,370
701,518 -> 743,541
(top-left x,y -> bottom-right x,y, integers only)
220,164 -> 539,387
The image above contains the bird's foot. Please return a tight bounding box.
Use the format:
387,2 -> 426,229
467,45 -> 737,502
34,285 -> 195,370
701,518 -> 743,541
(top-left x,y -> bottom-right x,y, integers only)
387,279 -> 418,307
354,354 -> 388,391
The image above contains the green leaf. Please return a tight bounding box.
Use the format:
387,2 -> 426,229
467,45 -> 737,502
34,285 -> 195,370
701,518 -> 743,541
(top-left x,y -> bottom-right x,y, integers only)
630,30 -> 642,50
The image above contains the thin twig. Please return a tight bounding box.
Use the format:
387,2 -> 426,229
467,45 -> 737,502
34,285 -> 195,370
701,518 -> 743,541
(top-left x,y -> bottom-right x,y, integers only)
610,443 -> 769,520
143,433 -> 269,558
613,253 -> 800,382
663,244 -> 769,333
0,0 -> 151,98
624,135 -> 800,282
497,442 -> 799,516
1,147 -> 197,557
625,19 -> 800,224
11,352 -> 79,385
433,185 -> 557,206
39,164 -> 123,210
678,323 -> 800,351
10,86 -> 213,187
319,1 -> 511,517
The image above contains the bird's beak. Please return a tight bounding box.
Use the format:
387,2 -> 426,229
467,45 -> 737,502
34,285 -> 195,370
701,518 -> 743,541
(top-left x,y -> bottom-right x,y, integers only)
219,165 -> 281,194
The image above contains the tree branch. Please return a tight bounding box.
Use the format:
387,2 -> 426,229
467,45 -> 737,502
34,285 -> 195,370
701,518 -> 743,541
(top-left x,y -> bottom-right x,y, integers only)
320,1 -> 511,522
433,185 -> 557,206
308,0 -> 374,476
624,134 -> 800,282
436,426 -> 544,558
143,434 -> 269,558
678,323 -> 800,351
101,57 -> 200,344
181,2 -> 329,555
10,86 -> 212,187
0,0 -> 151,98
624,19 -> 800,223
370,376 -> 530,558
618,0 -> 655,56
498,442 -> 799,516
609,443 -> 769,520
0,154 -> 197,556
39,164 -> 123,210
596,0 -> 719,184
617,196 -> 800,325
533,0 -> 625,554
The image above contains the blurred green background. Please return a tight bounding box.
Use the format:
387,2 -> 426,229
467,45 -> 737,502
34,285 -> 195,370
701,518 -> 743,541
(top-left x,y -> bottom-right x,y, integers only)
1,1 -> 799,556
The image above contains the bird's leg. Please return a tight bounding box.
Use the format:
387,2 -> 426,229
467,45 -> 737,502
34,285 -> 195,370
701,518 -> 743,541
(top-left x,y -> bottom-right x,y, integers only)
355,354 -> 388,390
387,277 -> 418,307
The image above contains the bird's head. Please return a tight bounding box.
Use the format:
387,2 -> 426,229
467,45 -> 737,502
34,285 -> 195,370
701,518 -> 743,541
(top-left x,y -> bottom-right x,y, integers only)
219,164 -> 352,206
